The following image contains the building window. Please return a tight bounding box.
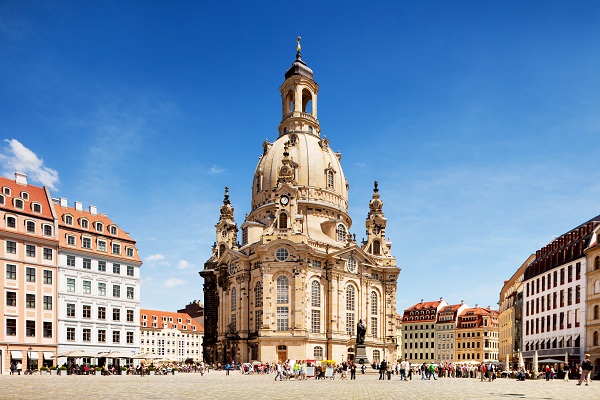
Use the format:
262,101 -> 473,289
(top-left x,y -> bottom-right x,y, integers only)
26,220 -> 35,233
43,322 -> 52,338
81,258 -> 91,270
371,291 -> 378,315
67,235 -> 75,246
6,318 -> 16,335
311,309 -> 321,333
372,350 -> 381,364
43,224 -> 52,236
113,263 -> 121,274
6,216 -> 16,228
26,267 -> 36,282
6,264 -> 16,279
83,280 -> 91,294
81,219 -> 89,229
26,244 -> 36,257
112,331 -> 120,343
346,285 -> 356,310
43,248 -> 53,260
98,240 -> 106,252
127,309 -> 134,323
66,255 -> 75,267
113,285 -> 121,298
98,282 -> 106,296
43,295 -> 52,310
278,212 -> 288,229
6,240 -> 16,253
112,243 -> 121,254
311,280 -> 321,307
98,261 -> 106,272
82,237 -> 91,249
276,306 -> 289,331
372,240 -> 381,255
371,316 -> 378,337
42,269 -> 52,285
0,194 -> 3,205
32,203 -> 42,213
127,286 -> 134,300
2,186 -> 10,195
83,328 -> 91,342
230,313 -> 237,331
98,307 -> 106,320
66,303 -> 75,317
15,198 -> 24,209
255,281 -> 263,307
26,293 -> 35,308
65,215 -> 73,225
66,327 -> 75,341
275,247 -> 289,261
314,346 -> 324,361
113,308 -> 121,321
67,278 -> 75,292
83,305 -> 91,318
98,329 -> 106,343
336,224 -> 346,242
276,276 -> 289,303
95,222 -> 103,232
127,331 -> 134,344
231,287 -> 237,311
126,247 -> 134,257
127,265 -> 134,276
26,320 -> 36,337
254,310 -> 263,331
326,170 -> 334,189
6,291 -> 16,307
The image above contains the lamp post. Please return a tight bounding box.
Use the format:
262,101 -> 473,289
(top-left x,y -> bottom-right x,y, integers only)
28,346 -> 32,372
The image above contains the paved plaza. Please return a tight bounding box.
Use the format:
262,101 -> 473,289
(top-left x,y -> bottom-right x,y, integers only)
0,371 -> 595,400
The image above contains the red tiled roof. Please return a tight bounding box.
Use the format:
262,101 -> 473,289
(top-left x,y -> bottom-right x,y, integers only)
140,309 -> 204,333
0,175 -> 54,220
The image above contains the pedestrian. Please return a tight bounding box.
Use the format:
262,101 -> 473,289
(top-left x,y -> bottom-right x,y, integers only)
563,363 -> 569,382
16,361 -> 22,375
275,362 -> 283,381
379,359 -> 387,380
577,354 -> 593,386
225,362 -> 231,376
350,362 -> 356,380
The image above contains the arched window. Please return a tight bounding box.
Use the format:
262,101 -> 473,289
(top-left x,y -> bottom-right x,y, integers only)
372,240 -> 381,255
327,170 -> 334,189
372,350 -> 381,364
219,244 -> 226,257
279,213 -> 288,229
311,281 -> 321,307
255,281 -> 263,307
314,346 -> 323,361
346,285 -> 355,310
371,292 -> 378,315
277,276 -> 289,304
302,88 -> 312,113
65,215 -> 73,225
594,331 -> 599,346
594,305 -> 599,320
231,288 -> 237,311
336,224 -> 346,242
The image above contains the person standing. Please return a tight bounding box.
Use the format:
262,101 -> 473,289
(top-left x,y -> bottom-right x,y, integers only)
350,362 -> 356,380
225,363 -> 231,376
563,363 -> 569,382
379,359 -> 387,380
577,354 -> 593,386
16,361 -> 22,375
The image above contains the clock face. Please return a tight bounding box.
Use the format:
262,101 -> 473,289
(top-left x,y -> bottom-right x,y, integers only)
228,263 -> 236,275
280,195 -> 289,206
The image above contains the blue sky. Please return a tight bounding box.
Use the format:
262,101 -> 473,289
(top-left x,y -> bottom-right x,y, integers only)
2,1 -> 600,312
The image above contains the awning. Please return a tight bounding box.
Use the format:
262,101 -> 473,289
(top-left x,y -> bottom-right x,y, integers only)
10,350 -> 23,359
29,352 -> 39,360
43,352 -> 54,360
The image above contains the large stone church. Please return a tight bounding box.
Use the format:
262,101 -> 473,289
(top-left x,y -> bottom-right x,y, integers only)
201,40 -> 400,365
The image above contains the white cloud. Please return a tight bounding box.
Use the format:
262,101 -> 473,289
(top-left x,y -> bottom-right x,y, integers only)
165,278 -> 185,288
354,162 -> 367,168
177,260 -> 193,270
0,139 -> 59,190
144,253 -> 170,267
146,254 -> 165,262
209,165 -> 225,174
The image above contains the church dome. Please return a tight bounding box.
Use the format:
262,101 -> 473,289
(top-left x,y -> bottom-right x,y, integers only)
251,131 -> 348,212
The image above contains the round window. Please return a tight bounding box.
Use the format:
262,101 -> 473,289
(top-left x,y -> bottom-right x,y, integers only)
347,257 -> 357,273
275,247 -> 289,262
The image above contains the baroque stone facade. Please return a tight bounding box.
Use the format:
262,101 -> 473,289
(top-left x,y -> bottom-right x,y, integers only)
200,42 -> 399,365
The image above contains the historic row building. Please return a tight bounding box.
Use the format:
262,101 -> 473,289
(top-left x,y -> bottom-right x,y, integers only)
139,309 -> 203,362
0,173 -> 142,373
200,41 -> 400,365
455,306 -> 500,363
401,298 -> 447,363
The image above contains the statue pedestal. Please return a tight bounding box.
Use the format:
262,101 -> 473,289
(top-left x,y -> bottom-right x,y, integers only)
355,344 -> 369,365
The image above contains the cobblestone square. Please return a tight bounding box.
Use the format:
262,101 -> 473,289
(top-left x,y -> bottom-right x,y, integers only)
0,371 -> 595,400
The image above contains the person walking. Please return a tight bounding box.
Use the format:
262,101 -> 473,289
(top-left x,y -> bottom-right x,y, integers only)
563,363 -> 569,382
225,363 -> 231,376
16,361 -> 22,375
577,354 -> 593,386
275,362 -> 283,381
379,359 -> 387,380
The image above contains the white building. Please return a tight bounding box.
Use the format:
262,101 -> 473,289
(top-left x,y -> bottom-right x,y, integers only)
140,309 -> 203,362
54,199 -> 142,364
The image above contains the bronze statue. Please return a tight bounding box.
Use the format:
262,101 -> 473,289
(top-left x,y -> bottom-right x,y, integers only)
356,319 -> 366,344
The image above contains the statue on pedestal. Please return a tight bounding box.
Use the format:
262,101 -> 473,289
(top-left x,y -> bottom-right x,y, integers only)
356,319 -> 366,344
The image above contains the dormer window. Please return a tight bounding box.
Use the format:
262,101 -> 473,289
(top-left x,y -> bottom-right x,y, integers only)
14,198 -> 24,209
0,194 -> 4,205
2,187 -> 10,196
80,219 -> 89,229
336,224 -> 347,242
95,222 -> 103,232
32,203 -> 42,213
21,192 -> 29,200
126,247 -> 134,257
110,225 -> 117,235
65,215 -> 73,225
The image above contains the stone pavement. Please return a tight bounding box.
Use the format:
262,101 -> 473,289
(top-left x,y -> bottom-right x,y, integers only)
0,371 -> 595,400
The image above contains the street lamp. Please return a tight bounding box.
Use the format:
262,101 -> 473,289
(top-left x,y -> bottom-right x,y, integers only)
28,346 -> 32,372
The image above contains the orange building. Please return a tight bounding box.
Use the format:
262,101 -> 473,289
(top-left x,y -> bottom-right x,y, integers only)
0,173 -> 58,373
455,306 -> 500,363
140,309 -> 203,362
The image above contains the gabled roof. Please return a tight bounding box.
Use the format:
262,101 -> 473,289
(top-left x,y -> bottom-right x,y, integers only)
0,175 -> 54,220
54,203 -> 135,243
140,309 -> 204,333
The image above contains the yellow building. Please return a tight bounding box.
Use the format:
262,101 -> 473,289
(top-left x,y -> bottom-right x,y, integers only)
585,224 -> 600,374
456,306 -> 499,363
201,40 -> 399,365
